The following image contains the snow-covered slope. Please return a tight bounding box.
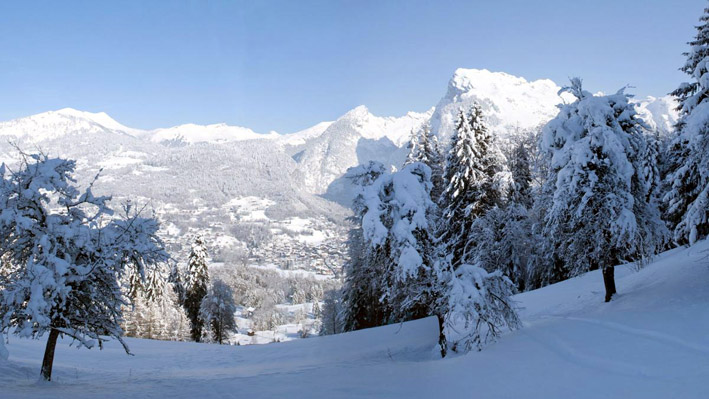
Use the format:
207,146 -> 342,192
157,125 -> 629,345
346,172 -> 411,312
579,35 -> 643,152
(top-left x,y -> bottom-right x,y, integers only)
430,68 -> 575,143
0,108 -> 141,142
145,123 -> 280,145
634,95 -> 679,138
278,121 -> 334,146
291,105 -> 432,196
2,239 -> 708,398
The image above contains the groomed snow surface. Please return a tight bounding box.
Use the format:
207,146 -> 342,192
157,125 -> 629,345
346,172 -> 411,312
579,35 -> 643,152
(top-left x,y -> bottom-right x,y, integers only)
2,240 -> 709,398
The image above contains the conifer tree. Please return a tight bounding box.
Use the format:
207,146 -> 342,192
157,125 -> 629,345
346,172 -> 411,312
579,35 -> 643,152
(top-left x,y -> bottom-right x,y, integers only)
311,300 -> 322,319
341,161 -> 443,331
360,162 -> 441,324
509,141 -> 533,209
405,123 -> 445,200
541,79 -> 664,302
663,5 -> 709,245
200,279 -> 238,344
340,162 -> 388,331
439,104 -> 504,267
184,234 -> 209,341
320,289 -> 344,336
122,263 -> 190,341
168,263 -> 186,306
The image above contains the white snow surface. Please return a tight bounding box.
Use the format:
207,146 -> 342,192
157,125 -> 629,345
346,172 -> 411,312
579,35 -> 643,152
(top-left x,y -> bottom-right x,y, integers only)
3,239 -> 709,398
0,108 -> 140,142
277,121 -> 334,146
146,123 -> 280,144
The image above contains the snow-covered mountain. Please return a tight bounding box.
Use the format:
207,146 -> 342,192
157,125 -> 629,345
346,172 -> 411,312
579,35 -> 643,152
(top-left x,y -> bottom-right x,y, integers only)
430,69 -> 575,143
0,109 -> 351,274
0,108 -> 140,142
634,95 -> 679,138
285,105 -> 433,196
277,121 -> 334,147
145,123 -> 280,145
0,68 -> 680,262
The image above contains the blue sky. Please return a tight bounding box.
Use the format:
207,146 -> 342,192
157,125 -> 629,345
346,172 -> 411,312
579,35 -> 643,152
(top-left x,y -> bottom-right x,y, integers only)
0,0 -> 705,133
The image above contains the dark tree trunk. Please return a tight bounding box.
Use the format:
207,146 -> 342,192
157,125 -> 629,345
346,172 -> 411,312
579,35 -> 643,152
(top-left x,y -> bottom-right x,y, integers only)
217,316 -> 223,345
437,314 -> 447,358
40,328 -> 60,381
603,266 -> 616,302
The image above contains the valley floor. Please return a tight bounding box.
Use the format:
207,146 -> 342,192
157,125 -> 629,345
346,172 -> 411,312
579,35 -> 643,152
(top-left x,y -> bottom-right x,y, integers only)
2,240 -> 709,398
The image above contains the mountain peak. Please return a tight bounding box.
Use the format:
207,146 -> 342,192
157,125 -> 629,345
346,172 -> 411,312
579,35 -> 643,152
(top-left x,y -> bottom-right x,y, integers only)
341,105 -> 371,120
448,68 -> 560,99
0,108 -> 141,142
431,68 -> 569,142
50,108 -> 139,134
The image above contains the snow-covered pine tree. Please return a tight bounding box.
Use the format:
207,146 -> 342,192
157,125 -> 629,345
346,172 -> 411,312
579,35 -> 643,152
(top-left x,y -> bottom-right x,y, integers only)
320,289 -> 344,335
405,127 -> 422,166
470,140 -> 535,290
509,141 -> 534,210
122,261 -> 190,341
541,78 -> 664,302
340,162 -> 388,331
199,279 -> 237,344
524,174 -> 558,288
439,104 -> 504,267
163,286 -> 191,341
0,154 -> 168,381
311,300 -> 321,319
184,234 -> 209,342
455,140 -> 536,291
168,263 -> 186,306
663,5 -> 709,245
359,162 -> 442,324
466,203 -> 532,291
405,123 -> 445,200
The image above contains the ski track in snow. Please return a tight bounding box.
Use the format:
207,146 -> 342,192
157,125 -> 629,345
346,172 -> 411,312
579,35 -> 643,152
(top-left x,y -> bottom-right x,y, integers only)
549,315 -> 709,355
520,326 -> 665,381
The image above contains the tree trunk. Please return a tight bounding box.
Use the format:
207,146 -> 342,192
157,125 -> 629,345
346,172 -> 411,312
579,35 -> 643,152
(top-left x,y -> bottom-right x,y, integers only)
603,266 -> 616,302
40,328 -> 60,381
218,315 -> 223,345
437,314 -> 447,358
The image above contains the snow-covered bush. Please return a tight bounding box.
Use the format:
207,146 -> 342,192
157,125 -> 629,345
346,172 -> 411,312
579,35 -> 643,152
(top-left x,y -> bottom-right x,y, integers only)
443,263 -> 520,353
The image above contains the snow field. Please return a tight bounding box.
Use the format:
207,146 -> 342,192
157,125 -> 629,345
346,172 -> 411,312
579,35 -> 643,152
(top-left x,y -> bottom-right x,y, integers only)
2,239 -> 708,398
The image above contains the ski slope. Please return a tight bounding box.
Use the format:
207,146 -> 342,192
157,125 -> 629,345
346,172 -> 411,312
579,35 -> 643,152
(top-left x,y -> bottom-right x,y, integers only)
2,240 -> 709,398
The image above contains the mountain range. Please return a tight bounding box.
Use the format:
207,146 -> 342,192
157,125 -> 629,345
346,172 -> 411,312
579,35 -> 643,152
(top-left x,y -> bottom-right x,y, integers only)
0,69 -> 679,271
